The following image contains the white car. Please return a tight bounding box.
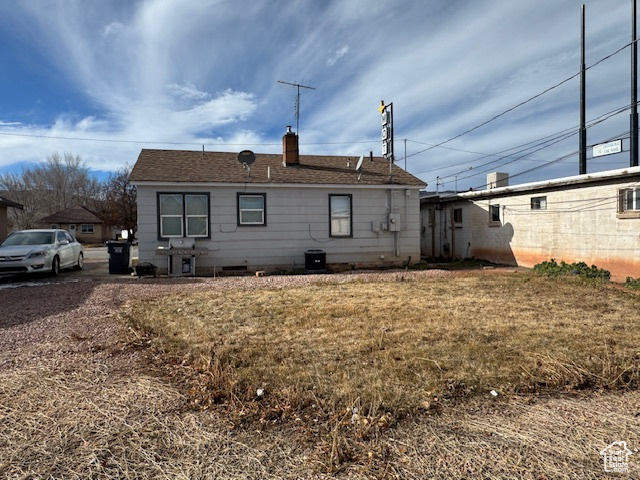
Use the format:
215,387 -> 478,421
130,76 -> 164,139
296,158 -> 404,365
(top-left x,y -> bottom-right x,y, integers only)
0,229 -> 84,276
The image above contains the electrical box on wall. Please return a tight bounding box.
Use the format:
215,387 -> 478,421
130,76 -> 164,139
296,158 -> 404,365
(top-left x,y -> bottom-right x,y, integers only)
388,213 -> 401,231
371,221 -> 380,233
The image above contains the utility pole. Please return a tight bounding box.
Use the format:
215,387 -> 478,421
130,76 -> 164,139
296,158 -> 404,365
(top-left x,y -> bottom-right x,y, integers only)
277,80 -> 316,135
579,5 -> 587,175
631,0 -> 639,167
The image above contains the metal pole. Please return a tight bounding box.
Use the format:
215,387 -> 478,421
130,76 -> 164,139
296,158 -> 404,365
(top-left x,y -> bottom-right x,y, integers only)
404,138 -> 407,171
579,5 -> 587,175
632,0 -> 639,167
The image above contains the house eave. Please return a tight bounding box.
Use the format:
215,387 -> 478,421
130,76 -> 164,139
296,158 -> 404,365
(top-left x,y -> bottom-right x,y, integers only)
131,180 -> 426,190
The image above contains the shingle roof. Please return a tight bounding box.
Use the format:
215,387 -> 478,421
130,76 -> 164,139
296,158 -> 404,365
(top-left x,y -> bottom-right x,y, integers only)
130,149 -> 426,187
39,205 -> 104,224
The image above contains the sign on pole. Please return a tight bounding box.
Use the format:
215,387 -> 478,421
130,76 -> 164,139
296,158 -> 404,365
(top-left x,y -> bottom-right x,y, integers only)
593,140 -> 622,157
379,101 -> 394,162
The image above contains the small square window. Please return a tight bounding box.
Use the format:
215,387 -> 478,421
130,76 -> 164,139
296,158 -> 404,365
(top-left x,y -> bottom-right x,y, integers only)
619,188 -> 640,212
238,193 -> 266,226
531,196 -> 547,210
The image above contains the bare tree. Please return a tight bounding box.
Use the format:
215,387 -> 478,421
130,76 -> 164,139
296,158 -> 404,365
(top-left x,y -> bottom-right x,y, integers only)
100,165 -> 137,240
0,152 -> 101,230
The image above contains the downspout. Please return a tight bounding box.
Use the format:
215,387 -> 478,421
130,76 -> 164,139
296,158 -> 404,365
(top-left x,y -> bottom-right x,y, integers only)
388,189 -> 400,257
430,208 -> 436,258
450,206 -> 456,260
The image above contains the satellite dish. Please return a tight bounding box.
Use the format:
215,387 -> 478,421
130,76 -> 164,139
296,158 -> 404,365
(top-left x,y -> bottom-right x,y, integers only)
237,150 -> 256,165
355,154 -> 364,172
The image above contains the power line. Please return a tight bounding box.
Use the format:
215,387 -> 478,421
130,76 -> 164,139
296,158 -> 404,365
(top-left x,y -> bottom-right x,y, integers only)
406,40 -> 634,161
430,102 -> 636,190
0,130 -> 380,148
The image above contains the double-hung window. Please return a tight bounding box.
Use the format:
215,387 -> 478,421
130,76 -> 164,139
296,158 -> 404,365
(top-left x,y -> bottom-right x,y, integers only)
238,193 -> 266,226
329,194 -> 352,237
158,193 -> 209,238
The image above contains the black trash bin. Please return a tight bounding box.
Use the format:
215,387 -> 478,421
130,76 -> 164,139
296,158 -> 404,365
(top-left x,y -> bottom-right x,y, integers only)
305,249 -> 326,272
107,241 -> 132,274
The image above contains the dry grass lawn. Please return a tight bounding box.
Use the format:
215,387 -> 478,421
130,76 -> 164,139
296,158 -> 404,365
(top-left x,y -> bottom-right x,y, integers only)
123,271 -> 640,474
2,270 -> 639,479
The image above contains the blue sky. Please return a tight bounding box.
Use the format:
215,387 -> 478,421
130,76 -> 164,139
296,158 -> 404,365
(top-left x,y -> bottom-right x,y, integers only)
0,0 -> 635,191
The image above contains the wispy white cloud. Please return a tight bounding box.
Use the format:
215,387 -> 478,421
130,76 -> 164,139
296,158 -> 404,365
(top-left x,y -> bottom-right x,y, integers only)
327,45 -> 349,67
0,0 -> 633,188
167,83 -> 211,101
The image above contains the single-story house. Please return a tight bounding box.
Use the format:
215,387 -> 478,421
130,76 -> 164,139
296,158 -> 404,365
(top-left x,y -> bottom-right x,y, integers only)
130,128 -> 426,275
38,205 -> 114,243
0,196 -> 23,240
420,167 -> 640,281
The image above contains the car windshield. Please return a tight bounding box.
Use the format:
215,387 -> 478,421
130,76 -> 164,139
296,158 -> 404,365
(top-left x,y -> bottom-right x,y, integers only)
1,231 -> 55,246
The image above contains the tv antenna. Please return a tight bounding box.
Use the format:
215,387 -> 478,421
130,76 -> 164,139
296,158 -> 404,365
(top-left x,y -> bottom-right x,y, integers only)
277,80 -> 316,134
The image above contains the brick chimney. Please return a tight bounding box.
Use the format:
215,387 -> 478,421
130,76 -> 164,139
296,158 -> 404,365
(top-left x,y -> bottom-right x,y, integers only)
282,126 -> 299,166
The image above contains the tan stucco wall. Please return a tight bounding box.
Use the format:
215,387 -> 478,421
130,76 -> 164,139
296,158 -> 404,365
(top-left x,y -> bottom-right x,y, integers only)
422,178 -> 640,282
37,222 -> 112,244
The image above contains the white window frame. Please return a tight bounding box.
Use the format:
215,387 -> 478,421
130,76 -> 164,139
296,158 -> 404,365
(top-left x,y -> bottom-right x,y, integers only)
158,193 -> 210,239
329,194 -> 352,237
185,194 -> 209,237
237,193 -> 266,226
81,224 -> 94,234
620,188 -> 640,212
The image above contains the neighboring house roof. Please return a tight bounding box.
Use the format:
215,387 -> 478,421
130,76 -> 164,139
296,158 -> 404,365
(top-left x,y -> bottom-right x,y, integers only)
421,166 -> 640,204
39,205 -> 104,224
0,196 -> 24,209
130,149 -> 426,187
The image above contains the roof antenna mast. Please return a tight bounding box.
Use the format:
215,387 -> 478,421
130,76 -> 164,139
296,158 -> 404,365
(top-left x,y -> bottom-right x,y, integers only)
277,80 -> 316,135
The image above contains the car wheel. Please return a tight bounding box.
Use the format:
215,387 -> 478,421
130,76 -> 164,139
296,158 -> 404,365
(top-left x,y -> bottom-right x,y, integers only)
51,256 -> 60,277
74,252 -> 84,270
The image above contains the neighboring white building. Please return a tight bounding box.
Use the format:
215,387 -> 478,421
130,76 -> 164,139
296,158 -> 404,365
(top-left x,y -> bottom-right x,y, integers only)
420,167 -> 640,282
130,129 -> 426,275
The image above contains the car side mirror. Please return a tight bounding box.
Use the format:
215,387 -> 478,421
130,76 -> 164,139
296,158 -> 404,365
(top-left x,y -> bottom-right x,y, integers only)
59,239 -> 69,245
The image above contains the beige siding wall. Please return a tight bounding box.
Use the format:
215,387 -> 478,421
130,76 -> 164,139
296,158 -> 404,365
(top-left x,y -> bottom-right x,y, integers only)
137,185 -> 422,273
422,179 -> 640,281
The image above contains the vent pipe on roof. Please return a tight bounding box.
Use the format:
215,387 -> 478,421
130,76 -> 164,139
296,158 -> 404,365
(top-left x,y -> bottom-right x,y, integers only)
282,126 -> 299,166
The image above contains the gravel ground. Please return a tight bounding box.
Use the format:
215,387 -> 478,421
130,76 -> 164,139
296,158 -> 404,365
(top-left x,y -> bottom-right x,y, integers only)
0,270 -> 457,372
0,269 -> 638,479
